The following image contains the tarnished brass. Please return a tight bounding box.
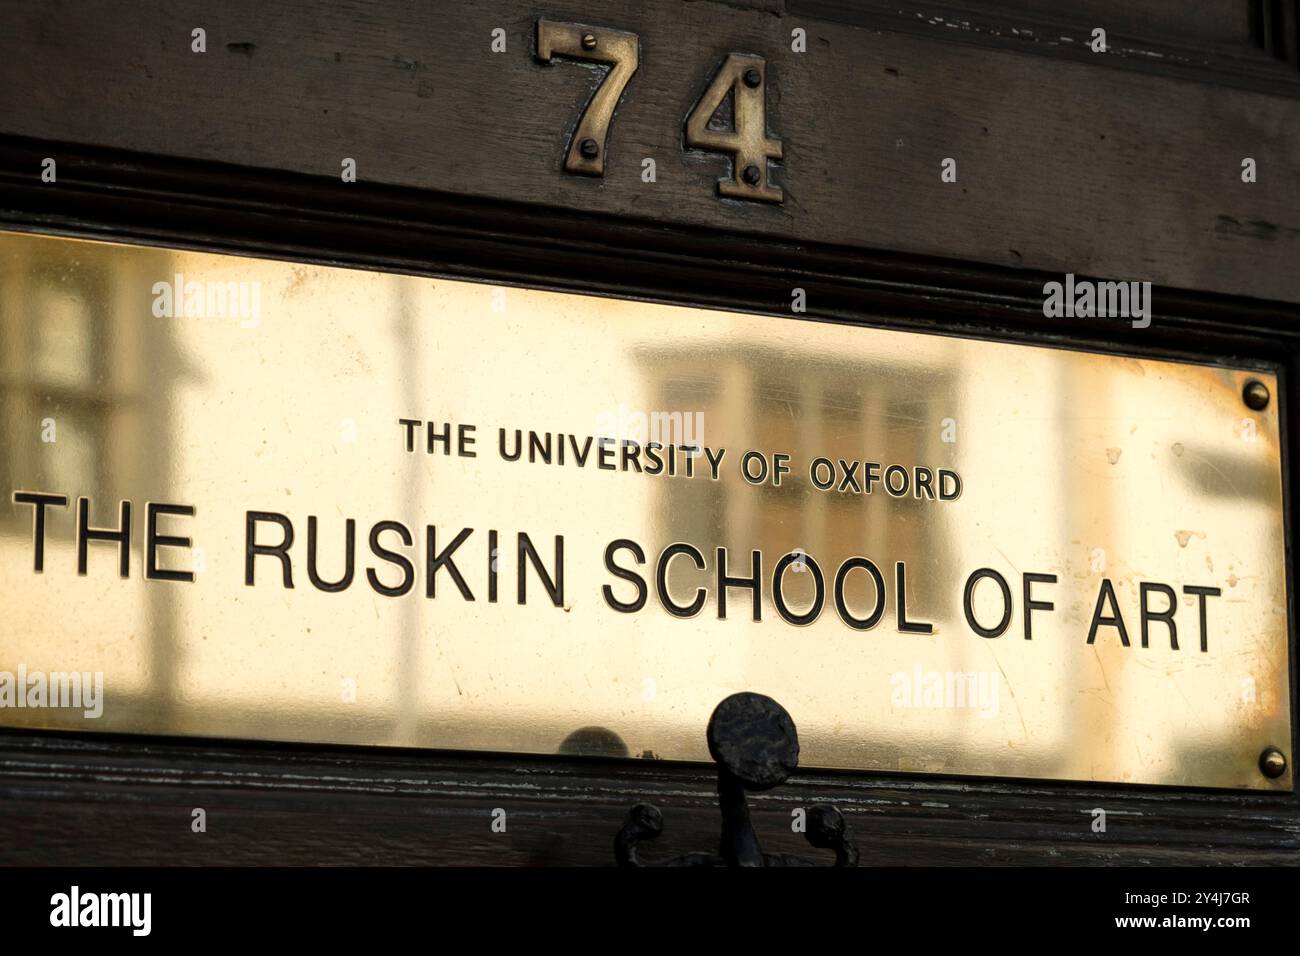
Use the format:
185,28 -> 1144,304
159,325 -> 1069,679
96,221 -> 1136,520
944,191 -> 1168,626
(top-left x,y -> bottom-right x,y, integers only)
535,19 -> 639,176
685,53 -> 783,202
0,231 -> 1290,790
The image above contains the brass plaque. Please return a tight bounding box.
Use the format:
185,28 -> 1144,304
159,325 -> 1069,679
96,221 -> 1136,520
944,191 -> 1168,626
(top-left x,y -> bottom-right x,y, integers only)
0,231 -> 1291,790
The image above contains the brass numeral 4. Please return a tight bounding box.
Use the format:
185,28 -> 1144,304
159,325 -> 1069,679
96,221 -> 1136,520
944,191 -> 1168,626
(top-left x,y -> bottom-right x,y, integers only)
685,54 -> 783,203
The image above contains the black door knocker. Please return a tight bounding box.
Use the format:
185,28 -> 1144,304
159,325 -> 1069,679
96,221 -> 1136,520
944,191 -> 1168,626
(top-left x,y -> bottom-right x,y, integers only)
615,692 -> 859,866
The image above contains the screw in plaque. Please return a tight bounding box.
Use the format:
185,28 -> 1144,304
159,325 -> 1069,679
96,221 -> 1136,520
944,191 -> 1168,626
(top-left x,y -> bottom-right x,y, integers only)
1242,379 -> 1270,411
1259,746 -> 1287,779
614,692 -> 859,866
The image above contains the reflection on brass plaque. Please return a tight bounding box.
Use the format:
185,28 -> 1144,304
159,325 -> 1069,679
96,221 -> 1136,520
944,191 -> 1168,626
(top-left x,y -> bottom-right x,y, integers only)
0,230 -> 1290,790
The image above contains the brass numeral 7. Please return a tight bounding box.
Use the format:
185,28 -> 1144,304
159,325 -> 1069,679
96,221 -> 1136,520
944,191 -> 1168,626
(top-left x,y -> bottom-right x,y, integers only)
535,20 -> 640,176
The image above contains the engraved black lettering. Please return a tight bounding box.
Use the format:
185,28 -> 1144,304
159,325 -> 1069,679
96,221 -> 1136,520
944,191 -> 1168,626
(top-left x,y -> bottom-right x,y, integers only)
146,502 -> 196,583
245,511 -> 294,588
399,418 -> 420,452
568,434 -> 594,467
656,543 -> 706,618
834,557 -> 886,630
681,446 -> 698,478
1139,582 -> 1178,649
458,423 -> 477,457
706,446 -> 728,481
306,516 -> 355,592
914,467 -> 935,501
810,457 -> 834,490
837,459 -> 862,493
717,547 -> 762,622
367,520 -> 414,596
863,462 -> 881,495
529,431 -> 553,464
896,561 -> 933,634
518,532 -> 564,606
426,420 -> 451,455
77,497 -> 130,577
488,528 -> 499,603
963,567 -> 1011,638
427,526 -> 475,600
1183,585 -> 1221,653
938,470 -> 963,501
499,428 -> 522,461
603,538 -> 647,613
13,491 -> 67,572
643,441 -> 664,475
1022,572 -> 1056,640
742,451 -> 767,484
1086,578 -> 1130,646
771,452 -> 790,486
620,439 -> 642,473
884,464 -> 910,498
773,551 -> 824,626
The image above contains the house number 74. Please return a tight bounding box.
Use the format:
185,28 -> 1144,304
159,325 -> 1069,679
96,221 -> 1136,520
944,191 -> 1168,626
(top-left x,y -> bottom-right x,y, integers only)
534,19 -> 784,204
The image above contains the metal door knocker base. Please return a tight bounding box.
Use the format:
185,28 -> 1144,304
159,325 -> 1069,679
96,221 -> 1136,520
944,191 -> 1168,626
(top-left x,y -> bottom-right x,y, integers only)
615,692 -> 860,866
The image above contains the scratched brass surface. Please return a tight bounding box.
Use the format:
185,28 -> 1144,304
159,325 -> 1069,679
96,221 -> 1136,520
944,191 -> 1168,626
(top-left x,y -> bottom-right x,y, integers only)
0,230 -> 1290,789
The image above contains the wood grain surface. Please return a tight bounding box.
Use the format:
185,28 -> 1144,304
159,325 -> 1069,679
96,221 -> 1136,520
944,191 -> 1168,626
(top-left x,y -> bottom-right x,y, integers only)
1,0 -> 1298,302
2,729 -> 1297,866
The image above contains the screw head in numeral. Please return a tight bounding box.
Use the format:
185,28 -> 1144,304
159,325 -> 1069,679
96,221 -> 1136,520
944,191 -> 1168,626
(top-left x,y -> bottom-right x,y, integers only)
581,32 -> 597,50
743,68 -> 761,88
580,138 -> 600,159
742,164 -> 761,185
